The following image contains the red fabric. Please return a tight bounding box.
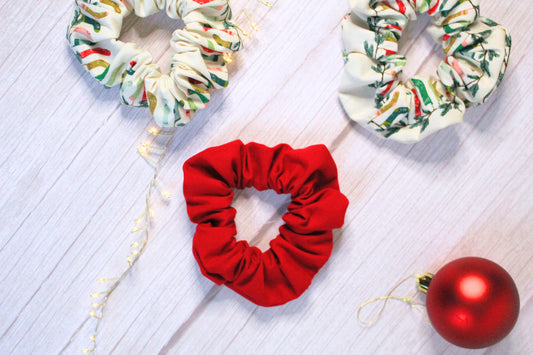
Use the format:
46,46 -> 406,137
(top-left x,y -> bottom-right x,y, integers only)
183,140 -> 349,307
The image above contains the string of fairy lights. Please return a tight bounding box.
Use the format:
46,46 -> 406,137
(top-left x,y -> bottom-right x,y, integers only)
83,1 -> 276,353
83,126 -> 174,354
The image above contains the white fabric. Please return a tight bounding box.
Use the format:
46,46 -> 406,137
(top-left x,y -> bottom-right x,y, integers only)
68,0 -> 241,127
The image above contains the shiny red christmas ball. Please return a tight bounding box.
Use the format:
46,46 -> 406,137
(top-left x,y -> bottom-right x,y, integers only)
425,257 -> 520,349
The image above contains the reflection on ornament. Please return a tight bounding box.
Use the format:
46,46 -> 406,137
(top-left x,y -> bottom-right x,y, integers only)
458,275 -> 488,300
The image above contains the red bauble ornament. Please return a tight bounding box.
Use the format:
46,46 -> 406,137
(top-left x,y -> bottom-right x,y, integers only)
423,257 -> 520,349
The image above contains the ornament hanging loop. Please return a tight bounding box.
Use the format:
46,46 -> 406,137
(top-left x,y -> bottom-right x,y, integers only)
357,273 -> 431,326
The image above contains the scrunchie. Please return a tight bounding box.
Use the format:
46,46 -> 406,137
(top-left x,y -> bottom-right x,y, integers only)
67,0 -> 241,127
339,0 -> 511,143
182,140 -> 349,306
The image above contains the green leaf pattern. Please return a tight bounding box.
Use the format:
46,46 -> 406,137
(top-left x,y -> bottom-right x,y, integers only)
67,0 -> 241,128
339,0 -> 512,143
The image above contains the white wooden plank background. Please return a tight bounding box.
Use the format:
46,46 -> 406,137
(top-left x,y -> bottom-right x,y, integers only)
1,0 -> 532,354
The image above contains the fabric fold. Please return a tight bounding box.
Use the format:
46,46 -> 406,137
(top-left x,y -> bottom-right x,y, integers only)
340,0 -> 511,143
183,140 -> 349,307
67,0 -> 241,127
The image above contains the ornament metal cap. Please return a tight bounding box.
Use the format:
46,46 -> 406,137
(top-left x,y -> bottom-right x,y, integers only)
416,273 -> 434,294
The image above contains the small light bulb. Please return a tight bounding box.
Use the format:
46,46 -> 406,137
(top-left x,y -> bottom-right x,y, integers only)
138,146 -> 149,156
148,127 -> 160,135
132,225 -> 145,233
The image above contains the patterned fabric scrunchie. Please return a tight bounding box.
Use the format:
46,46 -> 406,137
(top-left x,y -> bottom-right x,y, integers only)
67,0 -> 241,127
339,0 -> 511,143
183,140 -> 349,307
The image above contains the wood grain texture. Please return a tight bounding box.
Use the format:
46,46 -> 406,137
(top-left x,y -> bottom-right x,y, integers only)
0,0 -> 532,354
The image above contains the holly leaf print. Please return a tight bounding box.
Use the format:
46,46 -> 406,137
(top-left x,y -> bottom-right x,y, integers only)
470,83 -> 479,97
482,18 -> 498,27
364,41 -> 374,57
481,60 -> 491,77
383,126 -> 401,138
440,103 -> 452,116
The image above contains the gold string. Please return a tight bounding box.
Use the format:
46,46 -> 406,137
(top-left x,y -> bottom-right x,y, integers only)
357,274 -> 431,326
83,126 -> 175,354
243,9 -> 259,32
255,0 -> 273,7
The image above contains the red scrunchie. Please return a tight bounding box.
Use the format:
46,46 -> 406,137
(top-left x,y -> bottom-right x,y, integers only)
183,140 -> 349,306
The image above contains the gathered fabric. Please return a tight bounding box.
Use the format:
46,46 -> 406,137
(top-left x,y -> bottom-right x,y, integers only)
339,0 -> 511,143
67,0 -> 241,127
182,140 -> 349,307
